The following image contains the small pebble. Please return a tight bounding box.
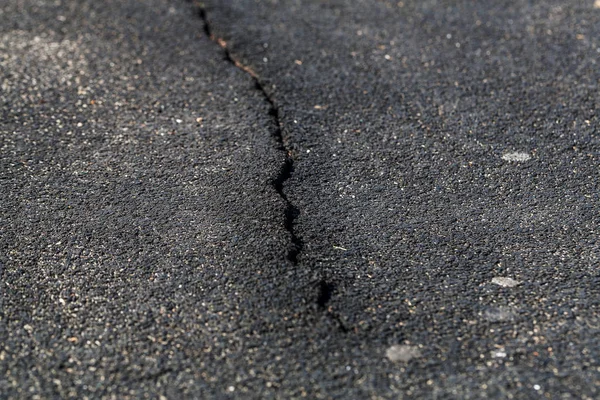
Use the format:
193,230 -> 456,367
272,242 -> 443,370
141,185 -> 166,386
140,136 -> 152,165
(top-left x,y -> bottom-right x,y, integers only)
484,306 -> 515,322
491,277 -> 520,287
492,350 -> 507,358
502,152 -> 531,162
386,345 -> 421,362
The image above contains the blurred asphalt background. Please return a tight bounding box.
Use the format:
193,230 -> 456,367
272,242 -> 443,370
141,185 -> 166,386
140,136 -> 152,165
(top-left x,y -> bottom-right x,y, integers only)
1,0 -> 599,398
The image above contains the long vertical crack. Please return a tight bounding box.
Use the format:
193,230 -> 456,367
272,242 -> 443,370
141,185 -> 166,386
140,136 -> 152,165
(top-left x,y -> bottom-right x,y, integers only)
198,7 -> 303,264
197,5 -> 349,333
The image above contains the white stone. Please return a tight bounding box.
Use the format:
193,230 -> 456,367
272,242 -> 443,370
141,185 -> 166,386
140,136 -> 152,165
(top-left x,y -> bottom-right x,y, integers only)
493,351 -> 507,358
484,306 -> 515,322
386,345 -> 421,362
491,277 -> 520,287
502,152 -> 531,162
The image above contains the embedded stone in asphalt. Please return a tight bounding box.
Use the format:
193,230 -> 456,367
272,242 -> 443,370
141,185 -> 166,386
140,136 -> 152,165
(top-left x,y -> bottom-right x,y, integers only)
501,152 -> 532,162
386,345 -> 422,363
491,277 -> 521,288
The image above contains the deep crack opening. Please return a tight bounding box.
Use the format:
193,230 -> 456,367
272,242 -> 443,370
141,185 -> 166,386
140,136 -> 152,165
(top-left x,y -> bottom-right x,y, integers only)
197,3 -> 350,333
197,5 -> 303,265
198,8 -> 211,38
316,280 -> 349,333
316,280 -> 334,309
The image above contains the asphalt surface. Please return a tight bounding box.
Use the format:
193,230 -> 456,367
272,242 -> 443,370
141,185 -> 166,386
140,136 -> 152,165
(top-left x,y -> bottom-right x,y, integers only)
1,0 -> 600,398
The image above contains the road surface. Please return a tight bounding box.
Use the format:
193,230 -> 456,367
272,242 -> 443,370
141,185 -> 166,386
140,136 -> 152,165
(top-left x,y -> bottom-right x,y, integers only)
1,0 -> 599,398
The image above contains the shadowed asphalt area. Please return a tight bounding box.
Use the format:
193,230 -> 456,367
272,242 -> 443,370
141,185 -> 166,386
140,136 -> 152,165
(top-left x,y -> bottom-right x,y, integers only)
2,0 -> 600,398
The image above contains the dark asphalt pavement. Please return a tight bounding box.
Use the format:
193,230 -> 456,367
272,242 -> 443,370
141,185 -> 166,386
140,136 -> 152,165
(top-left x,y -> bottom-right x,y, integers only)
2,0 -> 600,398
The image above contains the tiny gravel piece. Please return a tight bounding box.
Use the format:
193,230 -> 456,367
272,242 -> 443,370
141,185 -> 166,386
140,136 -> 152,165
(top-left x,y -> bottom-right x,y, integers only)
491,277 -> 521,288
386,345 -> 422,363
501,152 -> 531,162
483,306 -> 516,322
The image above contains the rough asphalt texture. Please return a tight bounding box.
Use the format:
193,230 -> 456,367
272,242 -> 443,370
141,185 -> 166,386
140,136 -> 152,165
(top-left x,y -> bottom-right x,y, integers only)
1,0 -> 599,398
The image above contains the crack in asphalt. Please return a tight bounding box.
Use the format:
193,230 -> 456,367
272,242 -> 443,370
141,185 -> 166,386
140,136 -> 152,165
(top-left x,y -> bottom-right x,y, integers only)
197,6 -> 303,265
197,4 -> 349,333
317,280 -> 349,333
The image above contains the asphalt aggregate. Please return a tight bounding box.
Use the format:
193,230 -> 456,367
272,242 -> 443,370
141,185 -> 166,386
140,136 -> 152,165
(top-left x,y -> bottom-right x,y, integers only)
1,0 -> 600,398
